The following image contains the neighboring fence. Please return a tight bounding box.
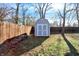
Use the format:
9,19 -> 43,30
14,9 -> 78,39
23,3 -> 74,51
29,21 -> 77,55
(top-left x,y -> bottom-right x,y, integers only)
0,21 -> 32,44
30,27 -> 79,34
50,27 -> 79,34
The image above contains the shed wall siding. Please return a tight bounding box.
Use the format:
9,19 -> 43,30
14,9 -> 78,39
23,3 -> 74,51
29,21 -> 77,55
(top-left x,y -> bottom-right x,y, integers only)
35,19 -> 50,36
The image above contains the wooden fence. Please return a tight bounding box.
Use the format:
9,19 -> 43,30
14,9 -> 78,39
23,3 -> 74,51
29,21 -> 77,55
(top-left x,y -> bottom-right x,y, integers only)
0,21 -> 32,44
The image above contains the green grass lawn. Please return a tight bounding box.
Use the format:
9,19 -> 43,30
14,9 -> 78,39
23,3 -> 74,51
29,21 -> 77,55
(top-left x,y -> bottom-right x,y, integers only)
21,33 -> 79,56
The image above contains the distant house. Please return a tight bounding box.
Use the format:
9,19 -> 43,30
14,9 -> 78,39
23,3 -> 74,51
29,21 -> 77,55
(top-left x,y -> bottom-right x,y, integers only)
35,19 -> 50,36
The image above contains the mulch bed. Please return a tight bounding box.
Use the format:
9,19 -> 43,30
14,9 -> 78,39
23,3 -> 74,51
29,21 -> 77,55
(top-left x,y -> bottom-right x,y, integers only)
0,33 -> 28,56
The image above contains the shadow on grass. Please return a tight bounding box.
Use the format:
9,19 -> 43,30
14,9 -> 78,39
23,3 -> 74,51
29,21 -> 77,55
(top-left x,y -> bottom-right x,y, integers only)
61,34 -> 79,56
0,33 -> 48,56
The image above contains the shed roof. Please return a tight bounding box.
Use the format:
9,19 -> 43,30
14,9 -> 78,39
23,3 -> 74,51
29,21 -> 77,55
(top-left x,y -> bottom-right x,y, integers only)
36,19 -> 49,24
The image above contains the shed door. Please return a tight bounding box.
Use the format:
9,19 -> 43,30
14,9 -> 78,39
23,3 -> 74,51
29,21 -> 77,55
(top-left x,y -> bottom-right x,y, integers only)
37,24 -> 48,36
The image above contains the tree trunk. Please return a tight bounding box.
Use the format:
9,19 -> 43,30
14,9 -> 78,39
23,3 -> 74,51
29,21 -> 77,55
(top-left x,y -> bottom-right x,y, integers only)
76,3 -> 79,27
15,3 -> 20,24
59,19 -> 62,27
62,19 -> 65,35
22,11 -> 25,25
62,3 -> 66,35
78,20 -> 79,27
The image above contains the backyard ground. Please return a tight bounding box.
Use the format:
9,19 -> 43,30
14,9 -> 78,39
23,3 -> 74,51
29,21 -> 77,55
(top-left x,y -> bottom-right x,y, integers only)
21,33 -> 79,56
0,33 -> 79,56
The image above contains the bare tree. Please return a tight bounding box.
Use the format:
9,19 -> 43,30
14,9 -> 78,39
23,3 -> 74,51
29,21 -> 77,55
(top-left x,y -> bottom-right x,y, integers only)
73,22 -> 78,27
66,10 -> 75,27
35,3 -> 52,19
25,15 -> 35,26
57,3 -> 75,35
57,3 -> 66,35
57,12 -> 62,27
14,3 -> 20,24
0,4 -> 13,22
21,4 -> 28,25
75,3 -> 79,27
52,21 -> 59,27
